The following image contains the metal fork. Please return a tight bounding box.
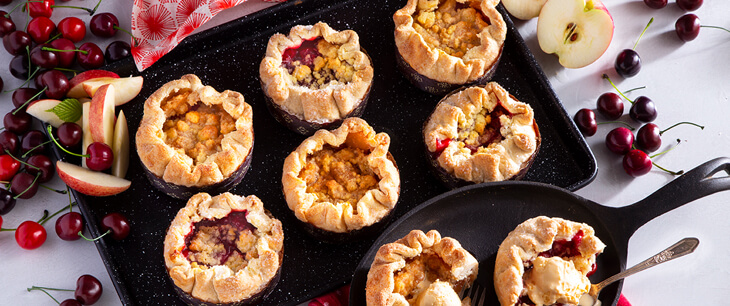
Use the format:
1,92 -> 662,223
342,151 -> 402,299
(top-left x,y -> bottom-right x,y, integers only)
460,281 -> 488,306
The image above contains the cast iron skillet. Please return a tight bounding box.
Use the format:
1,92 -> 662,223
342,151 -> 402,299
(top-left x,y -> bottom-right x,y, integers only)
350,157 -> 730,306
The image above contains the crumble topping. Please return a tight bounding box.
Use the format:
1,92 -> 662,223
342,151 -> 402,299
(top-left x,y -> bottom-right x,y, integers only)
161,89 -> 236,165
413,0 -> 489,58
299,146 -> 379,207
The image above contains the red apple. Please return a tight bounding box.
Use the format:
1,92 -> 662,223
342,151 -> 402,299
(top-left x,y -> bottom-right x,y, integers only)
81,102 -> 92,168
67,70 -> 120,98
537,0 -> 614,68
89,84 -> 115,147
82,76 -> 144,106
56,161 -> 131,196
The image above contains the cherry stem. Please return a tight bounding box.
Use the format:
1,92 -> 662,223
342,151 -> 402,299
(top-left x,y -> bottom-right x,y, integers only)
633,17 -> 653,50
13,172 -> 40,200
39,184 -> 68,194
648,139 -> 684,175
42,46 -> 88,55
54,67 -> 80,74
43,32 -> 62,45
623,86 -> 646,94
659,122 -> 704,135
6,149 -> 40,170
114,26 -> 140,47
38,201 -> 76,226
27,286 -> 66,304
21,139 -> 53,158
597,121 -> 635,131
79,229 -> 110,242
700,25 -> 730,34
602,74 -> 634,104
6,67 -> 42,97
8,1 -> 29,15
46,125 -> 90,158
36,209 -> 48,223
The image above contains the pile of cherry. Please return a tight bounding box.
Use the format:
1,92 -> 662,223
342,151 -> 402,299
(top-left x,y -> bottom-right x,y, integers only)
571,0 -> 728,177
0,0 -> 133,252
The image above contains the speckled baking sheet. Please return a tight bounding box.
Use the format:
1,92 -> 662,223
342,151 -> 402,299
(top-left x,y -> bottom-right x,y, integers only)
58,0 -> 596,304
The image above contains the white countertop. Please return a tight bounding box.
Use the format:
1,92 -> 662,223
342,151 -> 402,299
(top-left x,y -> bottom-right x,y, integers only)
1,0 -> 728,305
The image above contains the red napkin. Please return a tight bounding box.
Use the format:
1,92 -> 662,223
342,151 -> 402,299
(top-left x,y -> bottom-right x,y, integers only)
130,0 -> 286,72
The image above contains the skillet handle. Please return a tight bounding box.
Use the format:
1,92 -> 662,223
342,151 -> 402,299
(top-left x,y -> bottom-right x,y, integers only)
616,157 -> 730,238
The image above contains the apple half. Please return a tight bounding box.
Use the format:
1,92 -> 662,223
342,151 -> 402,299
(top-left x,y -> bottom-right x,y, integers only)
56,161 -> 131,197
82,76 -> 144,106
89,84 -> 116,147
503,0 -> 548,20
537,0 -> 614,68
112,110 -> 129,178
67,70 -> 120,98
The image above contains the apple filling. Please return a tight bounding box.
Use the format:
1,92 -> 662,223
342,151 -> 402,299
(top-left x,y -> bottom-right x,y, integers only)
413,0 -> 490,58
161,89 -> 236,165
298,145 -> 379,207
517,231 -> 596,306
392,252 -> 465,303
281,38 -> 357,90
183,211 -> 258,272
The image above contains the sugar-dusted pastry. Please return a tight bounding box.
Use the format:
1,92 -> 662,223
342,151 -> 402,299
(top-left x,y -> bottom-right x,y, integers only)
164,192 -> 284,305
423,82 -> 540,187
260,22 -> 374,135
136,74 -> 254,199
366,229 -> 478,306
394,0 -> 506,94
494,216 -> 606,306
281,117 -> 399,242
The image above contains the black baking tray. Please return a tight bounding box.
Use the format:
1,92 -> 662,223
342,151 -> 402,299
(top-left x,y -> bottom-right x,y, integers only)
55,0 -> 597,304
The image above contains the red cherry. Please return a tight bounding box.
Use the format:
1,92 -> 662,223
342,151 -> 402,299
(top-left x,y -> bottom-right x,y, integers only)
10,172 -> 39,199
596,92 -> 624,120
3,30 -> 32,55
26,154 -> 54,183
27,17 -> 56,44
25,0 -> 54,18
30,44 -> 59,69
0,154 -> 20,181
85,142 -> 113,171
15,220 -> 47,249
49,38 -> 76,68
57,122 -> 83,147
4,111 -> 32,134
675,14 -> 701,42
75,274 -> 103,305
77,42 -> 104,69
59,300 -> 82,306
0,13 -> 16,37
57,17 -> 86,42
623,149 -> 652,177
574,108 -> 597,136
635,123 -> 661,153
0,130 -> 19,155
101,212 -> 130,240
37,69 -> 70,99
12,87 -> 40,109
55,211 -> 84,241
643,0 -> 667,9
605,127 -> 634,155
90,13 -> 119,38
677,0 -> 702,11
0,188 -> 14,215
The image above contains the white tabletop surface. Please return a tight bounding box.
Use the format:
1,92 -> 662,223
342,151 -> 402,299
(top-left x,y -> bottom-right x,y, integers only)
1,0 -> 728,305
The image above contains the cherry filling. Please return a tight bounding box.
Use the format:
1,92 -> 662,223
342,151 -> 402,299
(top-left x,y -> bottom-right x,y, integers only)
281,38 -> 321,71
182,210 -> 255,271
538,230 -> 584,258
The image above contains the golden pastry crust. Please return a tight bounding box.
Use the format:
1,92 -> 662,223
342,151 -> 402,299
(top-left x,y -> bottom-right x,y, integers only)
136,74 -> 253,188
281,117 -> 400,233
493,217 -> 606,306
366,230 -> 478,306
394,0 -> 506,85
259,22 -> 374,124
164,192 -> 284,304
423,82 -> 539,184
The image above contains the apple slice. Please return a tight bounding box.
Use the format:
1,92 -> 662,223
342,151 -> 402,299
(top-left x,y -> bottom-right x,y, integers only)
89,84 -> 115,147
67,70 -> 120,98
56,161 -> 131,197
537,0 -> 614,68
26,99 -> 82,127
82,76 -> 144,106
81,102 -> 92,168
503,0 -> 548,20
111,110 -> 129,178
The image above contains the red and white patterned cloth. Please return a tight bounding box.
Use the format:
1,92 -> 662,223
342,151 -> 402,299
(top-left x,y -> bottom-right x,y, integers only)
131,0 -> 285,72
